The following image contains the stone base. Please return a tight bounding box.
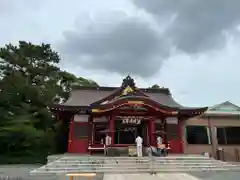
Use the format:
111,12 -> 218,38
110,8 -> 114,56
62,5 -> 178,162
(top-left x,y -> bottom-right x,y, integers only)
106,147 -> 149,157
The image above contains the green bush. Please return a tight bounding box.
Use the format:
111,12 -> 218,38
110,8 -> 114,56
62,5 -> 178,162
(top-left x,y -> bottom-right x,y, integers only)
0,123 -> 57,164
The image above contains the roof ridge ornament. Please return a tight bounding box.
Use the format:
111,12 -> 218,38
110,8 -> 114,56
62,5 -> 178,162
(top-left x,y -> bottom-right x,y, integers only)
121,75 -> 136,89
121,85 -> 134,96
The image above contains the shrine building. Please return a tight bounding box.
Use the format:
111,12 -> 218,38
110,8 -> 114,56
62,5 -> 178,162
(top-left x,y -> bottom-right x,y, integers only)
50,76 -> 207,154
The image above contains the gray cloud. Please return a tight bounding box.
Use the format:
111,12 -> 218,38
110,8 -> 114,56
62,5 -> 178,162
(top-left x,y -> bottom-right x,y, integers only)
59,16 -> 169,77
133,0 -> 240,54
0,0 -> 43,16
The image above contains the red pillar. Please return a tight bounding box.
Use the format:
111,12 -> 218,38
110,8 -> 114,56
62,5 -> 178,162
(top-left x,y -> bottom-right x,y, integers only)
109,115 -> 115,145
163,118 -> 167,144
148,118 -> 151,145
88,116 -> 93,148
150,117 -> 156,146
178,118 -> 184,153
68,118 -> 73,152
143,121 -> 148,146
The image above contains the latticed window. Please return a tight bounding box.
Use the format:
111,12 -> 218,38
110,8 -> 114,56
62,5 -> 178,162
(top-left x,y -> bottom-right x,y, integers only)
94,123 -> 108,144
217,127 -> 240,145
186,126 -> 210,145
155,120 -> 179,141
74,124 -> 89,139
166,124 -> 178,140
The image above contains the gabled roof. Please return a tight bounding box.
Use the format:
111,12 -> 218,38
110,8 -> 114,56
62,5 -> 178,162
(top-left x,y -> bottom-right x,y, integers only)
50,75 -> 207,117
91,75 -> 148,106
59,75 -> 182,108
205,101 -> 240,116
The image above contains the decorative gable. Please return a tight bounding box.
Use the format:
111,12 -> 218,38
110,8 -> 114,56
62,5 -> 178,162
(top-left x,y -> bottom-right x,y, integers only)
215,104 -> 239,112
209,101 -> 239,111
121,85 -> 134,96
206,101 -> 240,115
92,75 -> 147,106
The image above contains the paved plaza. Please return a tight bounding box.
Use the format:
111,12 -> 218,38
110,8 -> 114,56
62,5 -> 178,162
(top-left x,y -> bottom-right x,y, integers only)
0,165 -> 240,180
103,173 -> 201,180
103,172 -> 240,180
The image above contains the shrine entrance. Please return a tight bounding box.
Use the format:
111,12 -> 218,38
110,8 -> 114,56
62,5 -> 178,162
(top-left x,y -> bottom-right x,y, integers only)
115,126 -> 137,144
114,116 -> 149,146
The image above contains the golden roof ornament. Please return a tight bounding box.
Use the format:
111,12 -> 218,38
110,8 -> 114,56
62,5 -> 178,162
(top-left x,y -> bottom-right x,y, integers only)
121,85 -> 134,95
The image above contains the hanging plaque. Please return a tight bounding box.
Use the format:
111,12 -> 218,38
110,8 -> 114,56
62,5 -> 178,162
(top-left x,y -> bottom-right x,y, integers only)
121,116 -> 141,124
166,117 -> 178,124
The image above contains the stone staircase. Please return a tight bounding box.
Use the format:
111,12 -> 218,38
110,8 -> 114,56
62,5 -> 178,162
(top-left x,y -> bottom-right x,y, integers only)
29,155 -> 240,175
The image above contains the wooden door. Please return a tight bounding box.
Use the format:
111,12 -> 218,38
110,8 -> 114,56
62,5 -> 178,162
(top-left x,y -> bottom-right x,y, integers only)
69,122 -> 89,153
167,123 -> 183,153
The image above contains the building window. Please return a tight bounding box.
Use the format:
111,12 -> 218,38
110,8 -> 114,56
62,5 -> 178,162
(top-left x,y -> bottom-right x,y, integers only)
74,124 -> 88,138
94,123 -> 108,144
217,127 -> 240,145
186,126 -> 210,145
166,124 -> 178,140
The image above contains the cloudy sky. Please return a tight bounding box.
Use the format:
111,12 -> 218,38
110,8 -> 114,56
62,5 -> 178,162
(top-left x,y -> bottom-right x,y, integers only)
1,0 -> 240,107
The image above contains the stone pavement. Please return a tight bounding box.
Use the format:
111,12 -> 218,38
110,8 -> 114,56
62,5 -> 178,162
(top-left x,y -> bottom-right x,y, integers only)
0,165 -> 40,177
0,165 -> 103,180
1,165 -> 240,180
103,173 -> 201,180
190,171 -> 240,180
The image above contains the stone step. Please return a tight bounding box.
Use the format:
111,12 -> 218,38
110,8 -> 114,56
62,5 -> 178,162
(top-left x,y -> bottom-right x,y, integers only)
32,162 -> 240,174
55,162 -> 224,167
53,161 -> 226,165
52,163 -> 229,167
53,162 -> 238,167
57,158 -> 219,163
42,167 -> 239,172
31,154 -> 239,175
41,164 -> 239,170
58,156 -> 211,160
56,161 -> 224,165
44,166 -> 238,171
31,167 -> 240,174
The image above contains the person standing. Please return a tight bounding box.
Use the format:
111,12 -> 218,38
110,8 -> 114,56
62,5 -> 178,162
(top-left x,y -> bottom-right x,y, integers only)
135,135 -> 143,157
104,134 -> 112,156
157,135 -> 163,156
157,136 -> 163,148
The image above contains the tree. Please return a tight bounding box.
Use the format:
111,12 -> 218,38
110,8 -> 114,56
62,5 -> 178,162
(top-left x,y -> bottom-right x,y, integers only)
150,84 -> 160,89
0,41 -> 98,161
0,41 -> 62,129
56,71 -> 99,101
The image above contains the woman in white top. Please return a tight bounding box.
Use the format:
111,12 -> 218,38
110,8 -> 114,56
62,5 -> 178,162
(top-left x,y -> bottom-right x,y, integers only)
135,135 -> 143,157
104,134 -> 112,156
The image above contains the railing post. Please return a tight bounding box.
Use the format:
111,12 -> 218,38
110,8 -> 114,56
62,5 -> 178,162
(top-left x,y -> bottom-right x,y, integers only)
222,148 -> 225,161
149,149 -> 156,175
216,148 -> 225,161
235,148 -> 240,162
216,149 -> 220,160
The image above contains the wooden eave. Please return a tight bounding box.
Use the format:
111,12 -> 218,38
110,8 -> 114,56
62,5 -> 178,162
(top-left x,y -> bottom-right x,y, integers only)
71,85 -> 170,94
89,96 -> 180,116
49,104 -> 89,114
179,107 -> 208,117
90,96 -> 179,111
